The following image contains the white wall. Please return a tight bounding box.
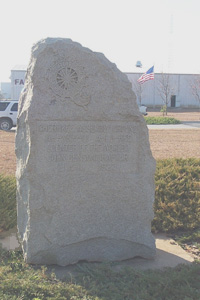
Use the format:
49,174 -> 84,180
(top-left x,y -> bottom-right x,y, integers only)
7,67 -> 200,107
0,82 -> 11,99
126,73 -> 200,108
10,69 -> 26,100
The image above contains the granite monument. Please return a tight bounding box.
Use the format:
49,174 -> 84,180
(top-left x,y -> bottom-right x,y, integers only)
16,38 -> 156,265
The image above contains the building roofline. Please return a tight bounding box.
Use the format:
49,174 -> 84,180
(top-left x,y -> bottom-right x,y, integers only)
11,65 -> 27,71
125,72 -> 200,76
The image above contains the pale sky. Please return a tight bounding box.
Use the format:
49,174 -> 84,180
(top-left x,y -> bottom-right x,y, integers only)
0,0 -> 200,82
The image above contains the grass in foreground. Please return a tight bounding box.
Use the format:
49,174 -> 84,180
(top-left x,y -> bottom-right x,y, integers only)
173,229 -> 200,257
0,247 -> 200,300
144,116 -> 181,124
175,230 -> 200,245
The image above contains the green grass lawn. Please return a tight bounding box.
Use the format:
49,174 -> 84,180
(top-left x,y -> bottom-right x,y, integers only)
144,116 -> 181,125
0,247 -> 200,300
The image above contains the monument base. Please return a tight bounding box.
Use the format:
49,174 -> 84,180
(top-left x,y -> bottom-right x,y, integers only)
25,237 -> 156,266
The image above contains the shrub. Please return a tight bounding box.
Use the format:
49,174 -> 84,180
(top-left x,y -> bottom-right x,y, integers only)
152,158 -> 200,233
144,116 -> 181,124
0,174 -> 16,231
160,105 -> 167,116
0,158 -> 199,234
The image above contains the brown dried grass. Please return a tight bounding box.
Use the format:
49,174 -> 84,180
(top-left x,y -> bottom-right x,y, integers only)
0,111 -> 199,175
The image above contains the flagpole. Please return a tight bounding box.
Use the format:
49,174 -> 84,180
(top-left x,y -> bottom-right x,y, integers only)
153,63 -> 155,108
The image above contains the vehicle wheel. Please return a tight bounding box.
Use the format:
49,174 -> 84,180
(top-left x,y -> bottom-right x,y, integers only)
0,118 -> 12,131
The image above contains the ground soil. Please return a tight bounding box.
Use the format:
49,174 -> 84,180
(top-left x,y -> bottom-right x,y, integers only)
0,110 -> 199,175
147,109 -> 200,160
149,129 -> 200,160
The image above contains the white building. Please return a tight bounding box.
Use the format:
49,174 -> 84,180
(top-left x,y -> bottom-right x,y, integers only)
0,82 -> 11,99
126,72 -> 200,108
1,66 -> 200,108
10,65 -> 27,100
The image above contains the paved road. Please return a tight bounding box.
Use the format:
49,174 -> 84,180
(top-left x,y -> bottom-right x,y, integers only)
182,121 -> 200,128
9,122 -> 200,131
148,122 -> 200,130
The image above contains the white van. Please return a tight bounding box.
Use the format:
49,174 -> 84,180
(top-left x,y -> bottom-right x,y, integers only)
0,101 -> 18,130
139,105 -> 148,115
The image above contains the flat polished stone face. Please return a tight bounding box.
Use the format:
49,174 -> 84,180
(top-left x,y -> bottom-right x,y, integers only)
16,38 -> 156,266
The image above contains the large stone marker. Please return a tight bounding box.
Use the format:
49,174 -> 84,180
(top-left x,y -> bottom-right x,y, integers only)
16,38 -> 156,266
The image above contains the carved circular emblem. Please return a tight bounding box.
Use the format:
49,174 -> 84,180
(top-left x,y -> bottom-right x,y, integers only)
48,60 -> 79,98
48,59 -> 91,108
56,67 -> 78,90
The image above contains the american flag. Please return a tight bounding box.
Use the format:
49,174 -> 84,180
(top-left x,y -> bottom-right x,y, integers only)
137,66 -> 154,84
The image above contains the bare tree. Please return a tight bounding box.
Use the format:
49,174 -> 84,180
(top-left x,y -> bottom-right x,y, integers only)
190,75 -> 200,106
157,73 -> 175,115
131,78 -> 145,106
0,92 -> 4,100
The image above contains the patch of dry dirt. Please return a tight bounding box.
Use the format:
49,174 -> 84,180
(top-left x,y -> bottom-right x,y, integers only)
0,129 -> 199,175
0,110 -> 199,175
149,129 -> 200,160
147,109 -> 200,159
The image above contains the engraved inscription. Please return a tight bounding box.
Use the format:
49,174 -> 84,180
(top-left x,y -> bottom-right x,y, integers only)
39,123 -> 136,134
37,122 -> 137,167
50,153 -> 128,163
